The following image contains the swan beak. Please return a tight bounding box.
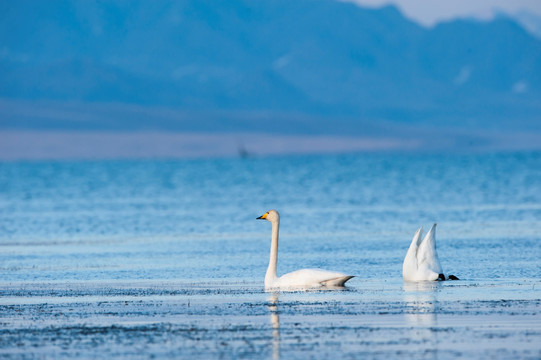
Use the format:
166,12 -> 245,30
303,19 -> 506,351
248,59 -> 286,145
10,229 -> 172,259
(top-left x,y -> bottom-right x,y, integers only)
256,212 -> 268,220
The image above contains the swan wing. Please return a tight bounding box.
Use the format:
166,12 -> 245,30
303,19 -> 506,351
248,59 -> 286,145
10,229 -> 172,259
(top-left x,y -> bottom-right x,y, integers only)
320,275 -> 355,287
403,227 -> 423,281
417,223 -> 443,274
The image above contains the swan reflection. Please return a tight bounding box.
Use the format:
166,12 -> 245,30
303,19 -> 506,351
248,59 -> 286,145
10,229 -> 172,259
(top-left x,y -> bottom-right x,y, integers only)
268,293 -> 280,360
403,281 -> 439,326
403,281 -> 440,359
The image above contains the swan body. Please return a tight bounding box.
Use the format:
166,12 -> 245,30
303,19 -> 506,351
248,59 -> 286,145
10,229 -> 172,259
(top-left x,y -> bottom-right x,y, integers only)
403,224 -> 457,282
257,210 -> 354,290
268,268 -> 354,288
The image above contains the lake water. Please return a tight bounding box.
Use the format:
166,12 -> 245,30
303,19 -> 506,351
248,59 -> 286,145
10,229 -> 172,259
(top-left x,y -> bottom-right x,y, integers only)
1,152 -> 540,358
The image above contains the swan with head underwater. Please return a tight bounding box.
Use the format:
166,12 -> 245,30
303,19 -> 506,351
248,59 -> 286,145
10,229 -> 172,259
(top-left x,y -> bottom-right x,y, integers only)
257,210 -> 354,290
403,223 -> 459,282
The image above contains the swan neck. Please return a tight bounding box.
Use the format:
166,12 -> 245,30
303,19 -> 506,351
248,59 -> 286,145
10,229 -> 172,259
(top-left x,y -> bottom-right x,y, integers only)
265,219 -> 279,286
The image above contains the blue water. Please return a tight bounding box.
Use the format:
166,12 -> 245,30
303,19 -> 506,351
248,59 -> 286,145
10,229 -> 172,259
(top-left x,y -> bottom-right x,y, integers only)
1,152 -> 540,359
1,152 -> 540,283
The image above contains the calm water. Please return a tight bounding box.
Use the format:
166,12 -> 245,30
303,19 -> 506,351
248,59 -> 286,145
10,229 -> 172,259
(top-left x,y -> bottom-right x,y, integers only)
1,152 -> 540,358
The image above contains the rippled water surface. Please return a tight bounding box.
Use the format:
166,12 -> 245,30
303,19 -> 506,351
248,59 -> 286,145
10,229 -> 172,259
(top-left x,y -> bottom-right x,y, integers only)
1,152 -> 540,358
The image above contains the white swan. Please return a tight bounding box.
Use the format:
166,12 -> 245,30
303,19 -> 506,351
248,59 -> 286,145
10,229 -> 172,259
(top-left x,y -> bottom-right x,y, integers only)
403,223 -> 458,281
257,210 -> 354,290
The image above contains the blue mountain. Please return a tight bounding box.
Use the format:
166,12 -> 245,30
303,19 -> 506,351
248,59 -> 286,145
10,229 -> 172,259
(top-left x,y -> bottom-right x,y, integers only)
1,0 -> 540,135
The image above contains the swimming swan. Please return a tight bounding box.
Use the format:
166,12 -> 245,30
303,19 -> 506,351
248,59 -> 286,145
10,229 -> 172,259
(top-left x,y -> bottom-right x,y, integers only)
403,223 -> 458,281
257,210 -> 354,290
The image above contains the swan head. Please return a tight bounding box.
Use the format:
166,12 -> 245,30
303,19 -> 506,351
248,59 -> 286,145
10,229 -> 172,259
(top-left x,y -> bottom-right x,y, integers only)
256,209 -> 280,223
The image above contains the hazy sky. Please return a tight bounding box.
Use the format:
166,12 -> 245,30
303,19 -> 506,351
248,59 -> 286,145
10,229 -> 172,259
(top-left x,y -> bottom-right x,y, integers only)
347,0 -> 541,26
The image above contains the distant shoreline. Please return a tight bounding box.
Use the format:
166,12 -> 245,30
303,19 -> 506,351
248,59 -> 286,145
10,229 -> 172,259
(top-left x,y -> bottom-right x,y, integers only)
1,130 -> 540,160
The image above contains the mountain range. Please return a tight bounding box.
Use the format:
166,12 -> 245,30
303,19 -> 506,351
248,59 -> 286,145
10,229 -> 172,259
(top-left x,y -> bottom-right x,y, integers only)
1,0 -> 540,137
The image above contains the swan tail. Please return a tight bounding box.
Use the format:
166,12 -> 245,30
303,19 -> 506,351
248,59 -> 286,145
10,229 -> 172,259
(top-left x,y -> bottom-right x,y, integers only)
320,275 -> 354,287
